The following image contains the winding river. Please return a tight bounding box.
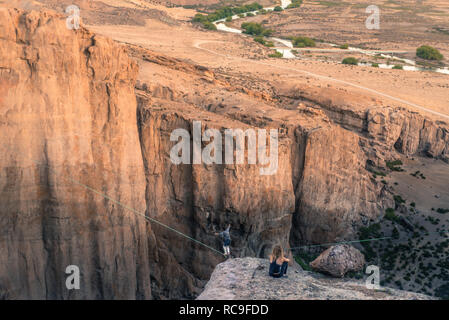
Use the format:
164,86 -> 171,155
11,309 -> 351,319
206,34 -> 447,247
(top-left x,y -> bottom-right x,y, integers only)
212,1 -> 449,75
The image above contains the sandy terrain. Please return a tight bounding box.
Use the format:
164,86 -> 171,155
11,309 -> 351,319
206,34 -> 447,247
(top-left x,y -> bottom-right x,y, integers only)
257,0 -> 449,61
13,0 -> 446,121
85,13 -> 449,119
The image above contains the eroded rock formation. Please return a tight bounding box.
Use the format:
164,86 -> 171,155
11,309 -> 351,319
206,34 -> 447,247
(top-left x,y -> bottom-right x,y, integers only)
197,258 -> 432,300
0,7 -> 448,299
0,8 -> 152,299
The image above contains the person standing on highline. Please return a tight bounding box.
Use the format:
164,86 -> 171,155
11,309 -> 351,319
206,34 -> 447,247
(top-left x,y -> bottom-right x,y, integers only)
216,224 -> 231,257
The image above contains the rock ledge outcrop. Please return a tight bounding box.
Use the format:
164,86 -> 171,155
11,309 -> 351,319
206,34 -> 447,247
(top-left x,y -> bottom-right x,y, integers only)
197,258 -> 433,300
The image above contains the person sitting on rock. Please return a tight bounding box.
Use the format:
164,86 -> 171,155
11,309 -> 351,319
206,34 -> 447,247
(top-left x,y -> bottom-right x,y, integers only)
215,224 -> 231,257
269,245 -> 289,278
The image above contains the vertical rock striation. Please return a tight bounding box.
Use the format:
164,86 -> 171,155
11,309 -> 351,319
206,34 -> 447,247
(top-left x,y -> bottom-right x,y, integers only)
1,7 -> 447,300
136,92 -> 295,298
0,9 -> 152,299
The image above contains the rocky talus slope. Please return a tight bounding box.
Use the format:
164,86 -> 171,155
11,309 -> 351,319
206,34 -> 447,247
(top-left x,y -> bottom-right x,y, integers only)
0,8 -> 448,299
197,258 -> 433,300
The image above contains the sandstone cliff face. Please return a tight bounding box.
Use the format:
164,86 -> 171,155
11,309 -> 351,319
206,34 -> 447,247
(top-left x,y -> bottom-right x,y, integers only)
134,86 -> 389,297
197,258 -> 433,300
132,49 -> 392,249
291,125 -> 391,244
1,7 -> 447,300
0,9 -> 152,299
279,83 -> 449,165
366,107 -> 449,163
137,91 -> 296,298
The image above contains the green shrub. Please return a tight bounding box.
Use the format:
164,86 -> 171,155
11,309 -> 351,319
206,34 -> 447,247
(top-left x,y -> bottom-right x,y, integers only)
386,160 -> 403,171
254,36 -> 265,44
359,223 -> 381,239
246,12 -> 254,17
437,208 -> 449,214
241,22 -> 273,36
194,3 -> 263,23
393,195 -> 405,206
295,256 -> 312,271
392,227 -> 400,239
392,65 -> 403,70
274,6 -> 283,11
342,57 -> 358,65
225,16 -> 232,22
339,44 -> 349,49
268,51 -> 283,58
202,21 -> 217,30
253,36 -> 273,47
385,208 -> 399,222
416,45 -> 444,61
291,36 -> 316,48
193,13 -> 218,30
372,63 -> 379,67
287,0 -> 303,9
294,250 -> 318,271
193,13 -> 207,23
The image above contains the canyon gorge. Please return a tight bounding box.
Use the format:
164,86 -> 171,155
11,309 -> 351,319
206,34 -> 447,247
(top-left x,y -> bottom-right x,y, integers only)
0,1 -> 448,299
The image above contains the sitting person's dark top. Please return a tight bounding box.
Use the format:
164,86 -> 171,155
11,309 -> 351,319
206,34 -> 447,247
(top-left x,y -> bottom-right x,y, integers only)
269,258 -> 288,278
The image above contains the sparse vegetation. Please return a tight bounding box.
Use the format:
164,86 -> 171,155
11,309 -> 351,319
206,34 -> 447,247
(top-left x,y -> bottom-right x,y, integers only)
393,195 -> 406,206
254,36 -> 274,47
410,171 -> 425,179
294,250 -> 318,271
385,208 -> 399,222
202,21 -> 217,30
192,2 -> 263,29
342,57 -> 358,65
268,51 -> 283,58
287,0 -> 303,9
291,36 -> 316,48
386,160 -> 404,172
416,45 -> 444,61
392,227 -> 400,239
241,22 -> 273,36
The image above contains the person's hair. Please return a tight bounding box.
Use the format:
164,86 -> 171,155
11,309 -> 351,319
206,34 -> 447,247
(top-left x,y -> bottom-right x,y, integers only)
271,245 -> 284,261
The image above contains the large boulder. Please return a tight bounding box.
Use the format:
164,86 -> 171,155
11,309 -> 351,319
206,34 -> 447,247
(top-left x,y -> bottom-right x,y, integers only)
310,245 -> 365,277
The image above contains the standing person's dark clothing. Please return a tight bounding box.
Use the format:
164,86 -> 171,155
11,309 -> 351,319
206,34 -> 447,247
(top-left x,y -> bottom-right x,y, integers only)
217,225 -> 231,256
